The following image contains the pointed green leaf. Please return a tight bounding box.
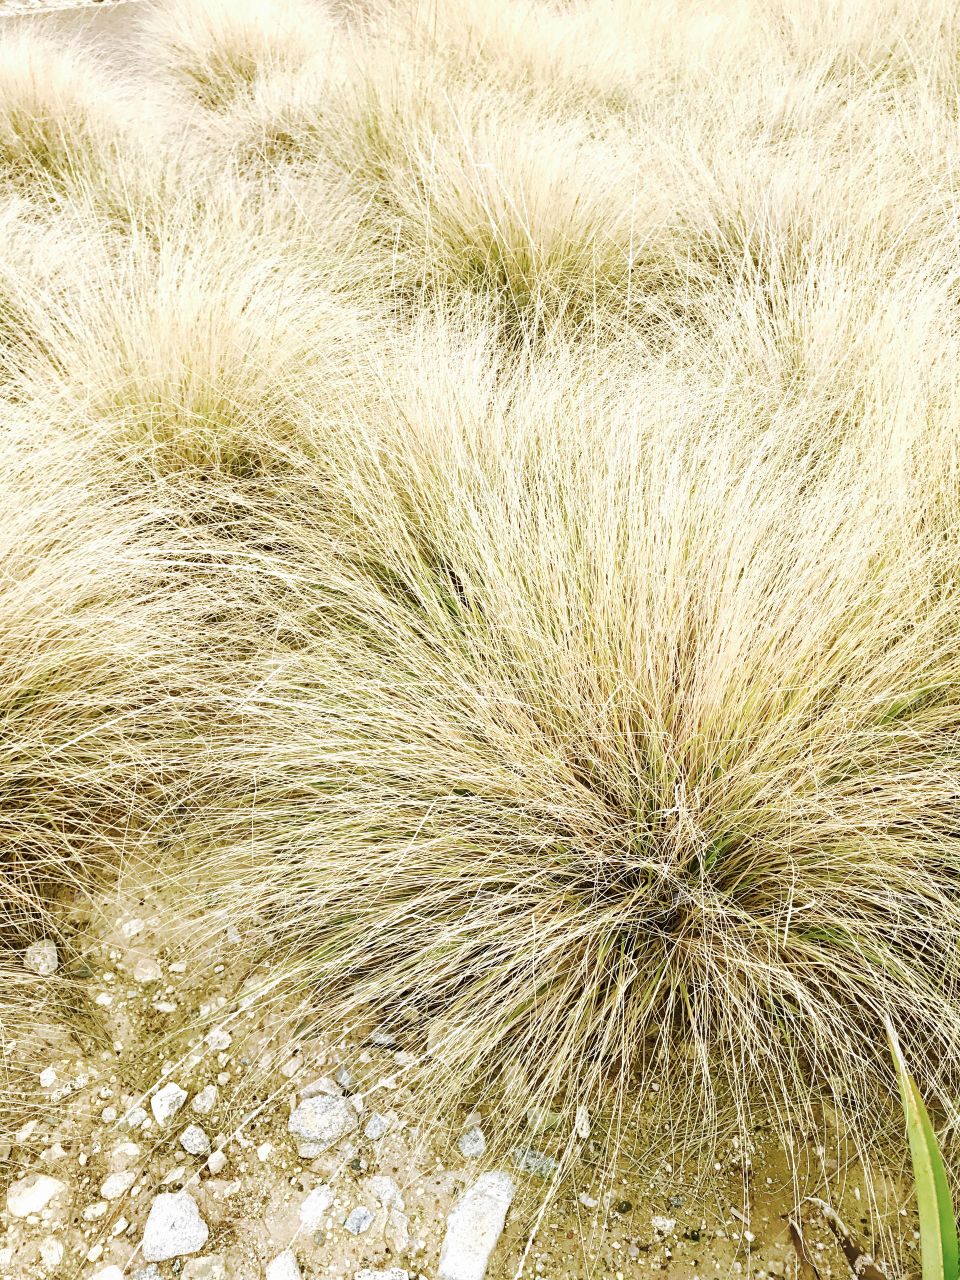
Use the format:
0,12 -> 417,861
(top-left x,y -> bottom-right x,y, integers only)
887,1017 -> 959,1280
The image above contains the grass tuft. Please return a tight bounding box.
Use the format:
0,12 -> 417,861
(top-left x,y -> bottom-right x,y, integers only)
4,1 -> 960,1243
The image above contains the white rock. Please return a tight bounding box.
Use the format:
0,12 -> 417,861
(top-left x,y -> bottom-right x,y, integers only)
192,1084 -> 218,1115
458,1126 -> 486,1158
180,1123 -> 211,1156
288,1095 -> 357,1157
122,1104 -> 150,1129
182,1257 -> 227,1280
109,1140 -> 141,1169
206,1150 -> 227,1175
151,1082 -> 188,1125
299,1184 -> 333,1231
265,1248 -> 302,1280
355,1272 -> 410,1280
121,917 -> 145,939
83,1201 -> 108,1220
134,956 -> 163,984
91,1268 -> 125,1280
366,1175 -> 403,1209
574,1104 -> 591,1140
204,1027 -> 231,1051
141,1191 -> 209,1261
6,1173 -> 67,1217
39,1067 -> 57,1088
651,1215 -> 676,1235
133,1267 -> 162,1280
101,1170 -> 136,1201
364,1111 -> 390,1140
343,1206 -> 375,1235
39,1237 -> 64,1269
24,939 -> 58,976
439,1171 -> 516,1280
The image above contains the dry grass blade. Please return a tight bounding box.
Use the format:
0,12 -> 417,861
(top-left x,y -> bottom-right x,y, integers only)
2,8 -> 960,1274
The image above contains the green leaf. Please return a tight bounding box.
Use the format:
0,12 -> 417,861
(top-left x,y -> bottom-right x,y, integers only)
887,1017 -> 959,1280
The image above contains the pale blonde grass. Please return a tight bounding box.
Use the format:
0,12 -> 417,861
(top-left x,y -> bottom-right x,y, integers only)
2,3 -> 960,1247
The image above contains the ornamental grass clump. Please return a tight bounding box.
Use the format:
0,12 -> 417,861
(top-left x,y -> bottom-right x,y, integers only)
3,0 -> 960,1231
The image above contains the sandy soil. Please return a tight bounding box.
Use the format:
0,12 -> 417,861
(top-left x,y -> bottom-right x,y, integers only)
0,881 -> 918,1280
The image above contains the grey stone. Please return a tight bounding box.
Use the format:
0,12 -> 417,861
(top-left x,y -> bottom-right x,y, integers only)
511,1145 -> 559,1179
343,1206 -> 375,1235
288,1095 -> 357,1158
458,1126 -> 486,1158
191,1084 -> 218,1115
179,1124 -> 211,1156
364,1111 -> 390,1140
299,1184 -> 333,1231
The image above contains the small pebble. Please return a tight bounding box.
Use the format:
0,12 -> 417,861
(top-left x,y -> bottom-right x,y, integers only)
141,1191 -> 209,1262
299,1184 -> 333,1231
343,1206 -> 375,1235
574,1105 -> 591,1140
6,1174 -> 66,1218
152,1082 -> 188,1126
39,1237 -> 64,1270
288,1095 -> 358,1158
181,1124 -> 211,1156
266,1248 -> 302,1280
458,1127 -> 486,1159
192,1084 -> 218,1115
364,1112 -> 390,1141
123,1105 -> 150,1130
511,1146 -> 558,1179
206,1150 -> 227,1175
134,956 -> 163,984
24,939 -> 58,976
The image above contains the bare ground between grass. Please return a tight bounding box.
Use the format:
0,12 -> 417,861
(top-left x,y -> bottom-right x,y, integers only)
1,884 -> 919,1280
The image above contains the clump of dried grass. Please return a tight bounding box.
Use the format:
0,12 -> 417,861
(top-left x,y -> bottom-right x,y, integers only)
3,0 -> 960,1233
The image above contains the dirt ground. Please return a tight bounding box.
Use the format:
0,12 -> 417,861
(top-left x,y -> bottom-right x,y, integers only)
1,877 -> 919,1280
